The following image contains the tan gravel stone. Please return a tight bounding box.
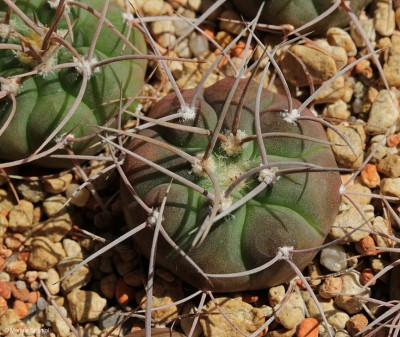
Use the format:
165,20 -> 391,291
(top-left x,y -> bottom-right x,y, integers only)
31,213 -> 72,243
57,257 -> 92,293
136,276 -> 184,324
67,289 -> 107,323
280,44 -> 337,86
8,200 -> 34,232
27,236 -> 66,271
366,90 -> 399,135
335,271 -> 371,314
380,177 -> 400,198
330,205 -> 374,242
374,2 -> 395,36
200,297 -> 265,337
327,124 -> 366,169
327,27 -> 357,56
43,174 -> 73,194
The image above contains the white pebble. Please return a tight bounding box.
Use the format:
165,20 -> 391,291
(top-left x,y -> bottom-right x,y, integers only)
320,244 -> 347,272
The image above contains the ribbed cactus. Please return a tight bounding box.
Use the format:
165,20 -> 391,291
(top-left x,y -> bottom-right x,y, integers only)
0,0 -> 147,167
230,0 -> 372,33
121,77 -> 342,292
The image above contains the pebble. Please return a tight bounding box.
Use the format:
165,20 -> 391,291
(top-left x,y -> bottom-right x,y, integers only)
116,260 -> 135,277
328,311 -> 350,330
8,200 -> 34,232
323,100 -> 350,120
136,276 -> 184,324
13,299 -> 29,319
374,2 -> 395,37
98,306 -> 125,330
31,213 -> 72,243
200,297 -> 265,337
346,313 -> 368,336
67,289 -> 107,323
319,277 -> 343,299
301,292 -> 336,321
62,238 -> 83,258
281,44 -> 337,86
366,89 -> 399,135
380,177 -> 400,198
335,271 -> 371,314
100,273 -> 117,299
45,268 -> 60,295
360,164 -> 380,188
350,16 -> 375,48
315,76 -> 353,104
37,296 -> 48,311
27,237 -> 66,271
371,216 -> 393,248
189,34 -> 209,57
0,189 -> 15,212
342,183 -> 372,207
377,154 -> 400,178
383,34 -> 400,86
180,302 -> 203,337
0,309 -> 20,332
0,295 -> 7,317
268,328 -> 297,337
142,0 -> 166,16
115,278 -> 135,307
326,27 -> 357,57
320,244 -> 347,272
0,215 -> 8,238
16,181 -> 45,203
65,184 -> 90,207
57,257 -> 92,293
315,39 -> 348,70
219,10 -> 244,35
330,205 -> 374,242
354,235 -> 377,255
0,281 -> 11,299
360,268 -> 375,286
42,195 -> 67,217
123,270 -> 143,287
45,305 -> 72,337
7,260 -> 27,276
269,285 -> 305,329
151,20 -> 175,36
11,282 -> 29,301
27,291 -> 40,304
296,318 -> 318,337
43,174 -> 72,194
327,124 -> 365,168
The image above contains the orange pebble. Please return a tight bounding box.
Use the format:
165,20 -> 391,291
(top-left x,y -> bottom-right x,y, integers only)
203,28 -> 215,40
27,291 -> 40,304
0,282 -> 12,300
0,296 -> 7,317
388,134 -> 400,147
360,268 -> 376,286
355,236 -> 377,256
115,278 -> 135,307
296,318 -> 319,337
13,299 -> 29,319
360,164 -> 380,188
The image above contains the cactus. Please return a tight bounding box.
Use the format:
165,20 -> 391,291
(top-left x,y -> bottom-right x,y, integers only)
229,0 -> 372,33
0,0 -> 147,167
120,76 -> 342,292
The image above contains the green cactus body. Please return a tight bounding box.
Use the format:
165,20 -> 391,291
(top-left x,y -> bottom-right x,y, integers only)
121,77 -> 342,292
0,0 -> 147,167
230,0 -> 372,33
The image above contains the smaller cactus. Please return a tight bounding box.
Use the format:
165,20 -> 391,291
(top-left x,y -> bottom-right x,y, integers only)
0,0 -> 147,167
229,0 -> 372,33
120,76 -> 342,292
